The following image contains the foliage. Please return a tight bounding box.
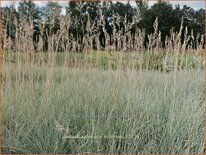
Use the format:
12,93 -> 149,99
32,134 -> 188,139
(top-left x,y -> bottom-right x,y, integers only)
1,0 -> 205,52
4,50 -> 204,71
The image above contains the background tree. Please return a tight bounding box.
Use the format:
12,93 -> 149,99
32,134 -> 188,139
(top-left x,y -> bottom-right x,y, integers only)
18,0 -> 41,50
1,4 -> 18,40
40,1 -> 62,35
1,0 -> 205,51
40,1 -> 62,51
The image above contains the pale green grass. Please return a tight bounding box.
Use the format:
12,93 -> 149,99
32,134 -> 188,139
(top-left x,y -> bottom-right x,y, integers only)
2,62 -> 204,153
4,50 -> 204,70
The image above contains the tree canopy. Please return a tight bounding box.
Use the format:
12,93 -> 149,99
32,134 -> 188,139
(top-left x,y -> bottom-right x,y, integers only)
1,0 -> 205,52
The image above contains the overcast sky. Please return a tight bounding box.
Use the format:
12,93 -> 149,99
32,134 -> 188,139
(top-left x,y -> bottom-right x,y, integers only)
1,1 -> 205,11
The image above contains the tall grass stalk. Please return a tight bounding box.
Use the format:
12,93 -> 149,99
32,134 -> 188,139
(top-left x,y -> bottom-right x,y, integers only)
2,2 -> 205,154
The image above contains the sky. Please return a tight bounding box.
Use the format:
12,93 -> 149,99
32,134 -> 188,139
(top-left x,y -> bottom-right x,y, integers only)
1,0 -> 205,11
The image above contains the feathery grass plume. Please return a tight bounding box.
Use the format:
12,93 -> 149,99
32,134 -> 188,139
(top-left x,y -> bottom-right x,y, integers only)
180,26 -> 192,69
148,17 -> 160,51
1,1 -> 205,153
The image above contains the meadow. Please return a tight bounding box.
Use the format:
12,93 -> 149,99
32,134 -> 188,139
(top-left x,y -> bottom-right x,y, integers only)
1,2 -> 205,153
2,50 -> 205,154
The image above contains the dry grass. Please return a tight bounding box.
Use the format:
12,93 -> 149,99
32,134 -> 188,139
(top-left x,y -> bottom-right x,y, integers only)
1,2 -> 205,154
